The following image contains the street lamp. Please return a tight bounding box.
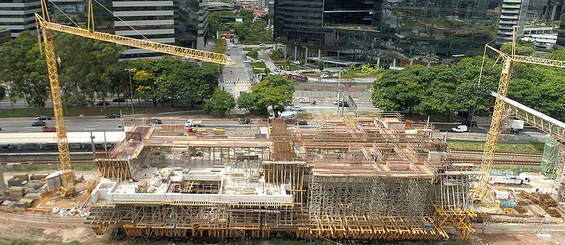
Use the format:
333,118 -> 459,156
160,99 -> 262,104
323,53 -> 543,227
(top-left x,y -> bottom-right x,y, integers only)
124,68 -> 135,114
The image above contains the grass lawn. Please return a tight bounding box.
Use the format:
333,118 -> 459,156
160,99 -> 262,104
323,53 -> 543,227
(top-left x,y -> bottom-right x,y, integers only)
273,61 -> 302,71
300,71 -> 322,77
447,141 -> 545,153
250,61 -> 267,69
0,106 -> 198,118
340,69 -> 372,79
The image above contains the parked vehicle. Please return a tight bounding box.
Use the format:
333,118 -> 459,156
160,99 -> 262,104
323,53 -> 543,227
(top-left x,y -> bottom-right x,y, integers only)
36,115 -> 51,120
96,101 -> 110,106
42,126 -> 56,132
185,119 -> 202,127
113,98 -> 126,102
32,121 -> 46,126
298,120 -> 308,125
150,118 -> 162,124
451,125 -> 468,133
106,113 -> 121,118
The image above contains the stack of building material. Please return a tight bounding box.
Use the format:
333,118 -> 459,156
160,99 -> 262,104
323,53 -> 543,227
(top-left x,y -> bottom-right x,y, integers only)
5,186 -> 26,199
7,174 -> 29,187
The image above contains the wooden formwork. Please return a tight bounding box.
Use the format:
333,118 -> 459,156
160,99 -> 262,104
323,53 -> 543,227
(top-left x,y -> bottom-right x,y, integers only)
95,158 -> 132,181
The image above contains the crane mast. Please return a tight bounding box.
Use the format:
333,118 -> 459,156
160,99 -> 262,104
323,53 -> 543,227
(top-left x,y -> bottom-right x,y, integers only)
36,0 -> 233,197
473,27 -> 565,201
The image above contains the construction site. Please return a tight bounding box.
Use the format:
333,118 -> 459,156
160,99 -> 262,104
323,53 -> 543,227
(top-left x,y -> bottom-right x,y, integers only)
0,0 -> 564,243
81,113 -> 472,240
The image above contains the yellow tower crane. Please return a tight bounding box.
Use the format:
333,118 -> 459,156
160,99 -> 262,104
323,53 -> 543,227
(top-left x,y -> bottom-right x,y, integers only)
37,0 -> 235,197
472,26 -> 565,201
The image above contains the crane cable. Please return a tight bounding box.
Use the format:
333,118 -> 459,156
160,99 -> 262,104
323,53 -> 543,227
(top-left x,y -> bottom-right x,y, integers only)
47,0 -> 81,28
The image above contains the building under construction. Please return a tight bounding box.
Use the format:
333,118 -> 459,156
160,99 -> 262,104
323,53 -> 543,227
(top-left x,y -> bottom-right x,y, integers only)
87,114 -> 476,240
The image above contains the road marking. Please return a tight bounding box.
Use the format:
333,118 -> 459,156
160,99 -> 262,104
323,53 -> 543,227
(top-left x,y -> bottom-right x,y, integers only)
83,128 -> 97,131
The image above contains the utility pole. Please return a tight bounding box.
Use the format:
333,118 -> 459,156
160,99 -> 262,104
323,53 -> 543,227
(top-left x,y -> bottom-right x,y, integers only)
125,68 -> 135,114
90,132 -> 96,159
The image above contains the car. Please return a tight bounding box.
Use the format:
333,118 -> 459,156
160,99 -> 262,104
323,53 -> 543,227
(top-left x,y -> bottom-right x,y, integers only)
96,101 -> 110,106
298,120 -> 308,125
32,121 -> 46,126
291,105 -> 303,111
113,98 -> 126,102
320,74 -> 329,78
36,115 -> 51,120
298,97 -> 311,104
151,118 -> 162,124
106,113 -> 121,118
451,125 -> 468,133
335,101 -> 349,107
42,126 -> 56,132
333,72 -> 340,77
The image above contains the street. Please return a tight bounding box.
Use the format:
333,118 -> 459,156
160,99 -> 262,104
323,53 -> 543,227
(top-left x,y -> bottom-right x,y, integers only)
221,38 -> 253,98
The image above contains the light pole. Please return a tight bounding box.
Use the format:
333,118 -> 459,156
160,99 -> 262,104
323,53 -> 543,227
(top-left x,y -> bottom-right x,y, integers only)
125,68 -> 135,114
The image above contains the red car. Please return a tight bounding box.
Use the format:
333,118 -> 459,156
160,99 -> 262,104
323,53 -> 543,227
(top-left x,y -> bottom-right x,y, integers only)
42,126 -> 56,132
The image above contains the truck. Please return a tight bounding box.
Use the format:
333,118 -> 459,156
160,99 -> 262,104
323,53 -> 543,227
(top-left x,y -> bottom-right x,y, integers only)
185,119 -> 202,127
510,119 -> 524,134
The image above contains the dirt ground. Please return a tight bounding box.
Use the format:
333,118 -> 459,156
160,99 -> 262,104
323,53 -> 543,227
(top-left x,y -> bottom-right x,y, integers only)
0,224 -> 102,244
475,231 -> 565,245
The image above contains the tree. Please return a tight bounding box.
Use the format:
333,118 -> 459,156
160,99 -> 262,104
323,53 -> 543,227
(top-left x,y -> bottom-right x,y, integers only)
237,91 -> 253,111
318,61 -> 325,71
204,89 -> 236,116
0,31 -> 49,108
500,42 -> 536,56
250,75 -> 294,113
0,85 -> 5,102
372,65 -> 427,112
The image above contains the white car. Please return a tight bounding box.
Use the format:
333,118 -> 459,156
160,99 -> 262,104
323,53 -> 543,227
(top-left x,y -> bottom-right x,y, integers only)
320,74 -> 329,78
451,125 -> 468,133
291,105 -> 303,111
298,97 -> 310,103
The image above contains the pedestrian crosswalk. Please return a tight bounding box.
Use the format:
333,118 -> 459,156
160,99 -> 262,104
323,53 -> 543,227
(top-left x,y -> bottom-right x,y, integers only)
222,80 -> 252,84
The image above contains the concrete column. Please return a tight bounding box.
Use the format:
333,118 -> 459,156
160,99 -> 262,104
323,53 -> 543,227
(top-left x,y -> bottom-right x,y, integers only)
318,49 -> 321,59
410,60 -> 413,65
283,46 -> 287,59
294,46 -> 298,60
392,59 -> 396,68
305,47 -> 308,61
337,51 -> 340,57
377,57 -> 380,66
427,62 -> 431,67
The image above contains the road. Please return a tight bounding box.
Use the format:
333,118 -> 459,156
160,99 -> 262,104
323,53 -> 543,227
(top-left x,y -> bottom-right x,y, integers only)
221,38 -> 253,98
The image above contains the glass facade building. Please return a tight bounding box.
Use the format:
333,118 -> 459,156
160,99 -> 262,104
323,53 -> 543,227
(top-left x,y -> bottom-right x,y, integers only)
0,0 -> 41,38
274,0 -> 503,62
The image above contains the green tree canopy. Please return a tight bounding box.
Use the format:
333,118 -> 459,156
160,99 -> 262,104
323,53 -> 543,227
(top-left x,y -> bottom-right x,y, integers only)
249,75 -> 294,113
204,89 -> 236,116
0,31 -> 49,108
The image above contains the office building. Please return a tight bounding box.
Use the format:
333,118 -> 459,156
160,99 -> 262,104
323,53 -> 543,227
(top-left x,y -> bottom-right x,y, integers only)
274,0 -> 502,65
0,29 -> 11,50
497,0 -> 530,44
557,13 -> 565,46
112,0 -> 176,58
176,0 -> 209,50
0,0 -> 41,38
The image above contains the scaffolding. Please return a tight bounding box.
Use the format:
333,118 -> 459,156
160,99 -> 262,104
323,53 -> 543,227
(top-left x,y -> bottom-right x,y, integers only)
87,116 -> 476,240
541,137 -> 563,178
